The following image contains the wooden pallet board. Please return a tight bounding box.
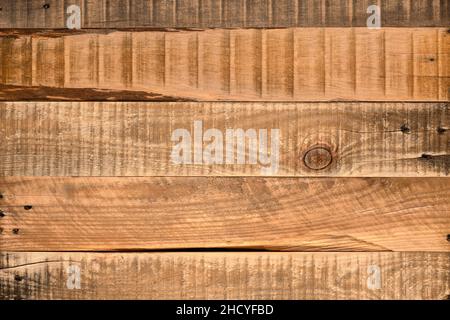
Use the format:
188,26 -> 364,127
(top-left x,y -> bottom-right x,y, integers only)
0,102 -> 448,177
1,251 -> 449,300
0,28 -> 448,101
0,0 -> 448,28
0,177 -> 449,252
0,1 -> 449,302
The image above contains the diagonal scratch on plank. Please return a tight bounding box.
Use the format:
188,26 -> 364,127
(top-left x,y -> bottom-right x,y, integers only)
0,260 -> 80,271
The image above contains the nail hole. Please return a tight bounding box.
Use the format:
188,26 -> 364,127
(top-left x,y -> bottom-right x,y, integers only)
429,58 -> 435,62
43,3 -> 50,9
12,228 -> 20,234
437,127 -> 447,134
24,205 -> 32,210
400,124 -> 411,134
0,193 -> 3,199
447,234 -> 450,242
0,227 -> 3,234
0,210 -> 4,218
14,275 -> 23,282
421,153 -> 433,160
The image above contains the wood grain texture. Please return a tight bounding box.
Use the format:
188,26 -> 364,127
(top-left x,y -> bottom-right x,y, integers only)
0,177 -> 449,251
0,0 -> 448,28
1,252 -> 449,300
0,102 -> 448,177
0,28 -> 448,101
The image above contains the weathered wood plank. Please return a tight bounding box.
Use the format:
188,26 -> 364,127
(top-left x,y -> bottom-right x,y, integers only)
0,0 -> 448,28
0,252 -> 449,300
0,102 -> 448,177
0,177 -> 449,251
0,28 -> 448,101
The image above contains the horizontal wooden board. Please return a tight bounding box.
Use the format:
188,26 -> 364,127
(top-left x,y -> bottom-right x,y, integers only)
0,0 -> 448,28
1,252 -> 449,300
0,102 -> 448,177
0,177 -> 449,251
0,28 -> 448,101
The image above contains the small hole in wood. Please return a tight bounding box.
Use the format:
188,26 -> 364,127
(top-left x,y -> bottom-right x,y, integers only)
24,205 -> 32,210
437,127 -> 447,134
447,234 -> 450,242
400,124 -> 411,134
43,3 -> 50,9
0,210 -> 4,218
0,227 -> 3,234
14,275 -> 23,282
0,193 -> 3,199
12,228 -> 20,234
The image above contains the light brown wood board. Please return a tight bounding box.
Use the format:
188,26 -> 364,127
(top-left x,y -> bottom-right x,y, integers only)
0,177 -> 449,252
0,28 -> 448,101
0,252 -> 449,300
0,0 -> 448,28
0,102 -> 448,177
0,1 -> 449,302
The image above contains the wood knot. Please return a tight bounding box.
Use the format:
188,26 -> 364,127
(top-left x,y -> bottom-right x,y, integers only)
303,147 -> 333,170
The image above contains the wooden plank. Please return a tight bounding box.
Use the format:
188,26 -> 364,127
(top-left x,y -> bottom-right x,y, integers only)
0,28 -> 448,101
0,252 -> 449,300
0,0 -> 448,28
0,177 -> 449,251
0,102 -> 448,177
